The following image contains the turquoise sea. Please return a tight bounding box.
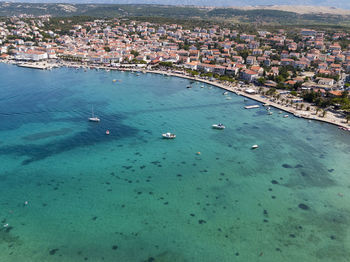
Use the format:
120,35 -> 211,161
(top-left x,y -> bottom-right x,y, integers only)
0,63 -> 349,262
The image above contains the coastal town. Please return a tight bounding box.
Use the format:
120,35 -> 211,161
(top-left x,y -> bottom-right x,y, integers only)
1,15 -> 350,129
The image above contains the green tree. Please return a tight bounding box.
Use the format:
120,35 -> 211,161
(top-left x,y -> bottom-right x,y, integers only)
130,50 -> 139,57
257,77 -> 266,86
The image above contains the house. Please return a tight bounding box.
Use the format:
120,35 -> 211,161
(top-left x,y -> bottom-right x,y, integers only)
281,58 -> 294,66
184,61 -> 198,70
329,90 -> 343,97
250,65 -> 264,76
294,60 -> 308,70
246,56 -> 256,65
15,49 -> 48,61
317,77 -> 334,86
241,69 -> 258,82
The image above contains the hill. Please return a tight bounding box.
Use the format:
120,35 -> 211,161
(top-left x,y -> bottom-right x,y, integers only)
1,2 -> 350,28
4,0 -> 350,10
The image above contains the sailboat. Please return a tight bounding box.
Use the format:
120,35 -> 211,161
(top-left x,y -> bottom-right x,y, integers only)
88,106 -> 100,122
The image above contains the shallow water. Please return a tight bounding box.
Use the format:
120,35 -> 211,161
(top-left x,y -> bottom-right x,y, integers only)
0,64 -> 349,261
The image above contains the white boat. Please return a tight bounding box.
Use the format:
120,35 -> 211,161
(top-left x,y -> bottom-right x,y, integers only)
223,91 -> 229,95
201,85 -> 204,88
245,105 -> 260,109
89,106 -> 100,122
162,132 -> 176,139
283,115 -> 289,118
187,85 -> 192,88
268,111 -> 273,115
212,123 -> 225,129
226,97 -> 232,100
251,145 -> 259,149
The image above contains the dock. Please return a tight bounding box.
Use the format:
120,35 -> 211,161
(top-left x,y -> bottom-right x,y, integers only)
17,62 -> 53,70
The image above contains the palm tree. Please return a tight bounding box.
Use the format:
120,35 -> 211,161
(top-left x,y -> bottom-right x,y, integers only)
346,114 -> 350,123
315,107 -> 320,115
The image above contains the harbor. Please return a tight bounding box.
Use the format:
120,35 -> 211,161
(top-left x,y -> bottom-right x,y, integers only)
2,59 -> 349,131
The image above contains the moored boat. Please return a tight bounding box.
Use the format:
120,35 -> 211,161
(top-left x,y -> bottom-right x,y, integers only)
212,123 -> 225,129
162,132 -> 176,139
88,106 -> 100,122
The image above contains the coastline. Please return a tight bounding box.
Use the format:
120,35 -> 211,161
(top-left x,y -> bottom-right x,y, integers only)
2,59 -> 350,131
131,68 -> 350,131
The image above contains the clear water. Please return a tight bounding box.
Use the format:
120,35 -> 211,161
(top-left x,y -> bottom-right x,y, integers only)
0,63 -> 350,262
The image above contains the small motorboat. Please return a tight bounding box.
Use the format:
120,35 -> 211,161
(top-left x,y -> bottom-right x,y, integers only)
212,123 -> 225,129
112,79 -> 117,82
106,130 -> 110,135
223,91 -> 229,95
162,132 -> 176,139
283,115 -> 289,118
279,111 -> 283,114
187,85 -> 192,89
226,97 -> 232,100
268,111 -> 273,115
251,145 -> 259,149
201,85 -> 204,88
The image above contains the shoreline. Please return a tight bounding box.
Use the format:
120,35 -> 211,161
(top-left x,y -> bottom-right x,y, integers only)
131,68 -> 350,131
2,60 -> 350,131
